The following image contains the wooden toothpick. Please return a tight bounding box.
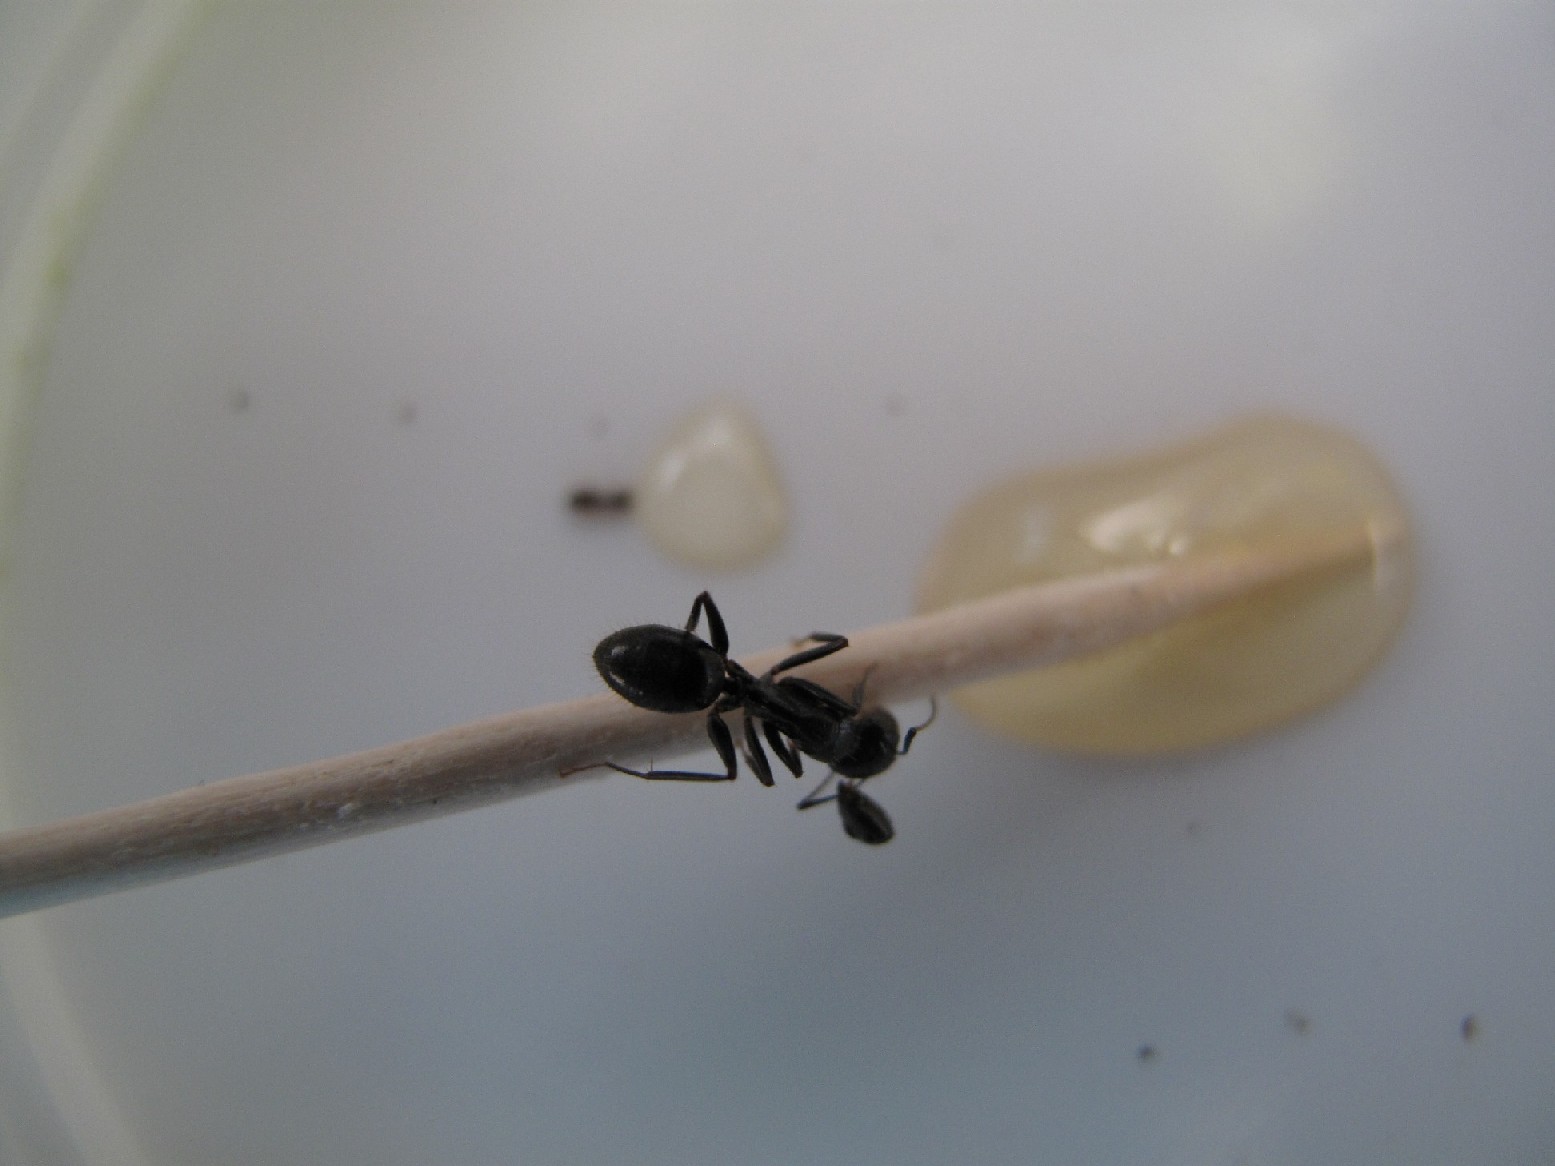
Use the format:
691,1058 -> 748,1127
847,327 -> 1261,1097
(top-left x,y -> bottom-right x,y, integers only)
0,531 -> 1388,918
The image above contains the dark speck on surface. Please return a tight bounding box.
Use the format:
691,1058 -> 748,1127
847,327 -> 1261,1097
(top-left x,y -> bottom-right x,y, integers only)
568,485 -> 634,516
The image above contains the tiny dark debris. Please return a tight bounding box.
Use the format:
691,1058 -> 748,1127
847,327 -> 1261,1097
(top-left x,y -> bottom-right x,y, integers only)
1136,1044 -> 1157,1064
1284,1009 -> 1312,1035
1460,1014 -> 1478,1043
568,485 -> 635,516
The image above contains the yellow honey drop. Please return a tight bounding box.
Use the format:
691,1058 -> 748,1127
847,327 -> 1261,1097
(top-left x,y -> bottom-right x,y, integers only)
915,415 -> 1413,754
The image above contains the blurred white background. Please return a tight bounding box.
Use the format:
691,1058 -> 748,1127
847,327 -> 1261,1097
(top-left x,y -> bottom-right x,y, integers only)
1,2 -> 1552,1162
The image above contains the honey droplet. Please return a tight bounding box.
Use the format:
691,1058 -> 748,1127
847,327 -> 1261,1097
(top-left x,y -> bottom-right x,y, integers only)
915,415 -> 1413,754
637,399 -> 788,570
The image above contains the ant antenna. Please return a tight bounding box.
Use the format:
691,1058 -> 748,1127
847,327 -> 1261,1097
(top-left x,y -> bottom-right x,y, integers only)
900,697 -> 939,755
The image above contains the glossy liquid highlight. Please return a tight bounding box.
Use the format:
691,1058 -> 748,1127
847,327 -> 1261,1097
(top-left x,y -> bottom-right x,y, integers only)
915,415 -> 1412,754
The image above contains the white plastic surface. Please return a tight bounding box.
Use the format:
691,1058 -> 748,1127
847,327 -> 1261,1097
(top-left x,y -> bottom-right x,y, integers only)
2,3 -> 1553,1163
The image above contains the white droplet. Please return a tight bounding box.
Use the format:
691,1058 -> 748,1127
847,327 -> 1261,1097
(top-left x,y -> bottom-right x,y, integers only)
637,399 -> 788,570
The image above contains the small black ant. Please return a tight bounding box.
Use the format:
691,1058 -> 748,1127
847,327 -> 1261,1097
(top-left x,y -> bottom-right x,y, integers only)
588,591 -> 848,786
583,593 -> 933,810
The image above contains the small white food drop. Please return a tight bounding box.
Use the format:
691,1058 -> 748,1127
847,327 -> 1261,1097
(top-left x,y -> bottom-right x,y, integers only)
637,399 -> 788,570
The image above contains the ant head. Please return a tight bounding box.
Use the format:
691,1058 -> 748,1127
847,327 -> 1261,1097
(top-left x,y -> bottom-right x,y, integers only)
829,707 -> 900,779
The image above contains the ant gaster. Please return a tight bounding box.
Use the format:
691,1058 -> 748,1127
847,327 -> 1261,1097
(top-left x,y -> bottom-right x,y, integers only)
588,592 -> 929,793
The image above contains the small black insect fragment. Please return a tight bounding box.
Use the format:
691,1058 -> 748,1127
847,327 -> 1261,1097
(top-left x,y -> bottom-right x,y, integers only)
796,772 -> 895,845
568,485 -> 634,516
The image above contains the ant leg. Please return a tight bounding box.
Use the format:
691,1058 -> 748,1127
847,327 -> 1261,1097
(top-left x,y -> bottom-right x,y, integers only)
708,711 -> 741,776
796,770 -> 839,810
557,760 -> 611,778
596,761 -> 735,782
763,720 -> 804,778
686,591 -> 729,655
766,633 -> 848,678
742,715 -> 776,787
899,697 -> 939,755
576,710 -> 741,782
849,664 -> 878,708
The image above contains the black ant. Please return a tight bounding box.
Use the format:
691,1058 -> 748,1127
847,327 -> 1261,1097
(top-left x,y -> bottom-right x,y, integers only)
583,592 -> 932,805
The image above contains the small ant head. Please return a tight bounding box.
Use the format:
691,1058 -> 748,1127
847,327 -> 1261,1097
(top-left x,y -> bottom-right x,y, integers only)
829,707 -> 900,779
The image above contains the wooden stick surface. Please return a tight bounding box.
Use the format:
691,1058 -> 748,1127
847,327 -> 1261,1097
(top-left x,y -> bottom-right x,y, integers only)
0,533 -> 1384,918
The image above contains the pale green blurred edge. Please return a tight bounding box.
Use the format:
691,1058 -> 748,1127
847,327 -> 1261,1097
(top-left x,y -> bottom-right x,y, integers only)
0,2 -> 209,1162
